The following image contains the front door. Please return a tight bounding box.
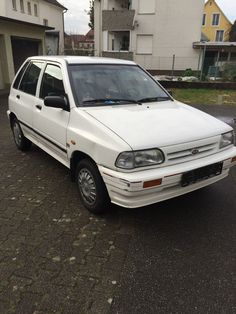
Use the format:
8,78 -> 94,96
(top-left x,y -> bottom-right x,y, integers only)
33,63 -> 70,165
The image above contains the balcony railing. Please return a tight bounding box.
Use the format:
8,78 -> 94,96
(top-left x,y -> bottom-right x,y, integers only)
102,10 -> 135,31
102,51 -> 134,61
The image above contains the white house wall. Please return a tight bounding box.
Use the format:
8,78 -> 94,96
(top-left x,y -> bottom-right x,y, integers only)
39,3 -> 64,54
95,0 -> 205,71
0,1 -> 6,15
3,0 -> 64,54
131,0 -> 204,71
94,0 -> 102,56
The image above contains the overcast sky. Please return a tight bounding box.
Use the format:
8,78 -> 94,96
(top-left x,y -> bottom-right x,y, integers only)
61,0 -> 236,35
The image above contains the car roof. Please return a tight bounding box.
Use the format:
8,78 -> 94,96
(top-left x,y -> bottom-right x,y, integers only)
29,56 -> 136,65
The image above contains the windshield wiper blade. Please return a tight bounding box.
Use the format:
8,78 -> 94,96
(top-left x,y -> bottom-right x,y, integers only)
138,96 -> 171,103
82,98 -> 142,105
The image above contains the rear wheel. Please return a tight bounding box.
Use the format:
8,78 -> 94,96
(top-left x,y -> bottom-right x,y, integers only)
12,118 -> 31,151
76,159 -> 110,214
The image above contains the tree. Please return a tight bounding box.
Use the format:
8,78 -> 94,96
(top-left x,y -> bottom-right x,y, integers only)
88,0 -> 94,30
229,20 -> 236,42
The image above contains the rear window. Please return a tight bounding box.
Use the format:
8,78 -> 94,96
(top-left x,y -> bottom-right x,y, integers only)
13,61 -> 30,90
19,62 -> 43,96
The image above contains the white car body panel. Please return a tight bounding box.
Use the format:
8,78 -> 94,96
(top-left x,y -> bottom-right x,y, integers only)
7,56 -> 236,209
99,147 -> 236,208
84,101 -> 231,150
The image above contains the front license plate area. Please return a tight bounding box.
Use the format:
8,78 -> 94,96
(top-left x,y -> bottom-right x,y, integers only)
181,162 -> 223,187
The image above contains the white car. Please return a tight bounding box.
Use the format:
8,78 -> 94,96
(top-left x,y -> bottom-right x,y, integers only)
7,56 -> 236,214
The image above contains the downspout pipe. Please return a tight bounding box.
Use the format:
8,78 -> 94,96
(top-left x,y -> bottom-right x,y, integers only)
63,8 -> 68,55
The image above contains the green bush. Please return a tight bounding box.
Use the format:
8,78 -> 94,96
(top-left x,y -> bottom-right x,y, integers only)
184,68 -> 194,77
222,63 -> 236,82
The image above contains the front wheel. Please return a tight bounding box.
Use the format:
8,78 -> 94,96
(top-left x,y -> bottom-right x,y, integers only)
76,159 -> 110,214
12,118 -> 32,151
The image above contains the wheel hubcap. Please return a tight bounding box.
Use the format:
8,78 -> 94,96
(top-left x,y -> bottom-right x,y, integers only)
78,168 -> 97,205
13,123 -> 22,146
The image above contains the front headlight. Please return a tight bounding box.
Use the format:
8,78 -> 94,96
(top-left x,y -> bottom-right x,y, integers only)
116,149 -> 164,169
219,131 -> 235,149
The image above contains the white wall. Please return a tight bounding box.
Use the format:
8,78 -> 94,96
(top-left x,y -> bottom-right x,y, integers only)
94,0 -> 102,56
5,0 -> 41,24
131,0 -> 205,70
0,1 -> 6,15
95,0 -> 205,71
4,0 -> 64,54
39,2 -> 64,53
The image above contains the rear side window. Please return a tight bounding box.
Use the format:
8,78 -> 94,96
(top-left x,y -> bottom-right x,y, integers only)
13,61 -> 30,89
19,61 -> 43,96
40,64 -> 65,99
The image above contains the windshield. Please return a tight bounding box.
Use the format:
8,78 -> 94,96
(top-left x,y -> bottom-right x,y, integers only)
68,64 -> 171,106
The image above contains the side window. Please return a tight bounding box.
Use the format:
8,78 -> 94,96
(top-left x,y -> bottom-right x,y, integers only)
19,62 -> 43,96
13,61 -> 30,89
40,64 -> 65,99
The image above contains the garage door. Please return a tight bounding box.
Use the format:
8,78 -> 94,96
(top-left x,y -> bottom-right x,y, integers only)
11,37 -> 40,73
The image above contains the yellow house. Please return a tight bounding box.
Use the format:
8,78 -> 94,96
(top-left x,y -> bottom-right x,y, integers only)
202,0 -> 232,42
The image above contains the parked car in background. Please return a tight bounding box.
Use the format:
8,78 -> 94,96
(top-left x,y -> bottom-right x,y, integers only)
7,56 -> 236,214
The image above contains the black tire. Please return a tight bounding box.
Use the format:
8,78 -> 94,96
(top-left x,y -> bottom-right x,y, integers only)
76,159 -> 110,214
11,118 -> 32,151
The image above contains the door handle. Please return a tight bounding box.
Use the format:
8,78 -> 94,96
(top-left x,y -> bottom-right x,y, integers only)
36,105 -> 42,110
16,95 -> 20,99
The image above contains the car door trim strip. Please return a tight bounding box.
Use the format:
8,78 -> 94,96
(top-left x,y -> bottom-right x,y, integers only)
19,120 -> 67,154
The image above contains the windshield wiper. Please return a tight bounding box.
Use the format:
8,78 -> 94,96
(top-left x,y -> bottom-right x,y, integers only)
82,98 -> 142,106
138,96 -> 171,103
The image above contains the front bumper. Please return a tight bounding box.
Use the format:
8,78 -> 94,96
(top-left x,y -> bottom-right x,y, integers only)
99,147 -> 236,208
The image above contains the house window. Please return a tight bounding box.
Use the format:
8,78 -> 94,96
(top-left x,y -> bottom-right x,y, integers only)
202,14 -> 206,26
34,4 -> 38,16
27,2 -> 32,15
137,35 -> 153,54
12,0 -> 17,10
212,13 -> 220,26
43,19 -> 48,26
20,0 -> 24,12
215,30 -> 224,42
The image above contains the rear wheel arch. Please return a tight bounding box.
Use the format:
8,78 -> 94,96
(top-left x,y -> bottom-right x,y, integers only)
9,112 -> 17,128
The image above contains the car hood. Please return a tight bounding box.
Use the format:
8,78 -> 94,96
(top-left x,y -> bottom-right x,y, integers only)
84,101 -> 231,150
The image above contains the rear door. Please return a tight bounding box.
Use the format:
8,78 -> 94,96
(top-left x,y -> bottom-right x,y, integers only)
9,60 -> 44,139
33,62 -> 70,165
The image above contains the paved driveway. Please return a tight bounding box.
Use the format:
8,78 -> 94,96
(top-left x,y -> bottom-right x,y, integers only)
0,95 -> 236,314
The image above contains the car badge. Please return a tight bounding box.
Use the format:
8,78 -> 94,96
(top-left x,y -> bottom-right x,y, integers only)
191,148 -> 199,155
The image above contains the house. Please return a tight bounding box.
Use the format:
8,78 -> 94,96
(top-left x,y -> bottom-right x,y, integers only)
202,0 -> 232,42
94,0 -> 205,74
194,1 -> 236,76
0,0 -> 67,89
65,30 -> 94,55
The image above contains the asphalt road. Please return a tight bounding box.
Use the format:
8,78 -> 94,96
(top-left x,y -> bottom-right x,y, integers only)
0,95 -> 236,314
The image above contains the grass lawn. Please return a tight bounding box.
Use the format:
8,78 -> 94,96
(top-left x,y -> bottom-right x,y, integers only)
171,89 -> 236,105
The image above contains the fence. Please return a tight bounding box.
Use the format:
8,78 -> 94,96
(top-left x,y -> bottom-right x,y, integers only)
62,49 -> 236,82
64,49 -> 95,57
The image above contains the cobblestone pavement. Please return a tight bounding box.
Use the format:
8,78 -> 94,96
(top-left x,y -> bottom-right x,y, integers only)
1,95 -> 236,314
0,96 -> 134,313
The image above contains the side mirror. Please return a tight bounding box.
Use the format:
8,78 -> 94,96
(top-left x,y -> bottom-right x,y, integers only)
44,96 -> 69,111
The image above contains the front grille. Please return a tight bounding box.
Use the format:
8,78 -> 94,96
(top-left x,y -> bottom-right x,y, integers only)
167,143 -> 217,161
162,136 -> 220,165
